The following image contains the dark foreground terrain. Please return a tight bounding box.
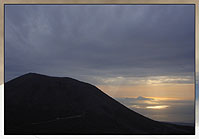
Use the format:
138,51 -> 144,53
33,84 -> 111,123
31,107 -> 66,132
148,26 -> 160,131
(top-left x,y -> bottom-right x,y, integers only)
5,73 -> 195,135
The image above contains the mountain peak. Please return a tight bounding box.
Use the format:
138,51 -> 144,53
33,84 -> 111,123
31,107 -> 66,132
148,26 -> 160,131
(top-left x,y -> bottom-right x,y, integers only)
5,73 -> 195,135
23,72 -> 49,77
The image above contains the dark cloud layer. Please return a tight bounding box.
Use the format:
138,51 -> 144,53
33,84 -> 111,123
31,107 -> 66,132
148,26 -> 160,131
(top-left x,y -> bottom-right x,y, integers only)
5,5 -> 194,83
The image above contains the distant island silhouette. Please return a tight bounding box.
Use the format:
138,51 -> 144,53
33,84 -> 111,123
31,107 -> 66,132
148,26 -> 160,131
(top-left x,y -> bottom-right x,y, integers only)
5,73 -> 194,135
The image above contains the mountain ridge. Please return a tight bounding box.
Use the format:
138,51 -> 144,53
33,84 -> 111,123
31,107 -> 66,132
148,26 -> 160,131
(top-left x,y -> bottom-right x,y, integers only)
5,73 -> 195,135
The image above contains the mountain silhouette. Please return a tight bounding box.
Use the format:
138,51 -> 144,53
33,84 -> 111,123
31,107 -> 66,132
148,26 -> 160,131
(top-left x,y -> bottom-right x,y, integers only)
5,73 -> 194,135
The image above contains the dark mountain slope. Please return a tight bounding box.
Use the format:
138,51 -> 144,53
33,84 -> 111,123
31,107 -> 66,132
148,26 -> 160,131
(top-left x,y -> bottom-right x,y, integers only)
5,73 -> 194,135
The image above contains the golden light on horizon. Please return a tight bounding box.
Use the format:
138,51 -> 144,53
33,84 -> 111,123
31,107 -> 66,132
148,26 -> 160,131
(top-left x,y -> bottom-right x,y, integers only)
146,105 -> 169,109
97,83 -> 194,100
146,97 -> 182,101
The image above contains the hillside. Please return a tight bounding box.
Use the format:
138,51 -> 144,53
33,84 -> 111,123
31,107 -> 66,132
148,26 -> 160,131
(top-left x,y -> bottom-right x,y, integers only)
5,73 -> 195,135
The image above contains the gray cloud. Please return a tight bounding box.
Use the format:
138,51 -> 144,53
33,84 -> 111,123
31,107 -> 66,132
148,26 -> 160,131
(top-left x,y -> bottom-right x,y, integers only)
5,5 -> 194,83
136,96 -> 153,100
115,96 -> 154,105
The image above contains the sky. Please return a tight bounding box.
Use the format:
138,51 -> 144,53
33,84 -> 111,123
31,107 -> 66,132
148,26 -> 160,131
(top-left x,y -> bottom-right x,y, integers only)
5,5 -> 195,123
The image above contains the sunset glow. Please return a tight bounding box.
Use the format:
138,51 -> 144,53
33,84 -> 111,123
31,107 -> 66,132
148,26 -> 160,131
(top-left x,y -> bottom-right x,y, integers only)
146,105 -> 169,109
97,83 -> 194,100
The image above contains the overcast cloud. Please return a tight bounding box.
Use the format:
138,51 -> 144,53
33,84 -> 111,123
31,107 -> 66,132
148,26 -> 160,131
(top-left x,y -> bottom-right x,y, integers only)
5,5 -> 195,84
